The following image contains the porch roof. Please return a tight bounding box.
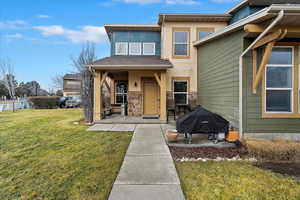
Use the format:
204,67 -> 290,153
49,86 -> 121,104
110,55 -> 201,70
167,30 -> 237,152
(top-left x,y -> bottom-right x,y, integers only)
89,56 -> 173,70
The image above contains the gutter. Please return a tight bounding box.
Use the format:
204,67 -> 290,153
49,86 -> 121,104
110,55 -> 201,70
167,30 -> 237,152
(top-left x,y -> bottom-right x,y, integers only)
238,10 -> 284,137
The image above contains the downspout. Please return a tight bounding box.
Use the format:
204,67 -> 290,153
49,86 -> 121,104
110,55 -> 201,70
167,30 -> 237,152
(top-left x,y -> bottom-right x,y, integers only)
238,10 -> 284,137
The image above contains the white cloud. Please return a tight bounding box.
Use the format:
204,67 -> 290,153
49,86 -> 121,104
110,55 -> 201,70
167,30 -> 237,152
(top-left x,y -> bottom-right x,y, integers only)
36,14 -> 51,19
120,0 -> 199,4
5,33 -> 23,39
0,20 -> 27,29
34,25 -> 107,44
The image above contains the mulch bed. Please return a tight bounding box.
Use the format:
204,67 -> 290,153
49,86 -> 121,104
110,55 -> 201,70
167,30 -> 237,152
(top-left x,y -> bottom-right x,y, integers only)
254,162 -> 300,179
169,146 -> 248,160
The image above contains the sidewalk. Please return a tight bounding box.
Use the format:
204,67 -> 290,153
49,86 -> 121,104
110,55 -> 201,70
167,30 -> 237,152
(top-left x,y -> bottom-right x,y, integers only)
108,124 -> 185,200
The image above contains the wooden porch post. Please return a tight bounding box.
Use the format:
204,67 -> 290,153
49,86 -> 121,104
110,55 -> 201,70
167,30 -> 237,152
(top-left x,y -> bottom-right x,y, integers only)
160,71 -> 167,121
94,71 -> 102,121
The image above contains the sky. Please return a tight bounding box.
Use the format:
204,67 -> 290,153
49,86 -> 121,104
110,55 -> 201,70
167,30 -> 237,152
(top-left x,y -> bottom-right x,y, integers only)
0,0 -> 240,90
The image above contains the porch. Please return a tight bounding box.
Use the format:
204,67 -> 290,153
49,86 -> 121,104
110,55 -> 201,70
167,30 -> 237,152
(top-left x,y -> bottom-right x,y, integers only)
89,56 -> 173,122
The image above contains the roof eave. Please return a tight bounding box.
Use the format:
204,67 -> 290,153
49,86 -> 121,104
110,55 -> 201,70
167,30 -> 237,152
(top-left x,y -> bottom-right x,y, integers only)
89,64 -> 173,70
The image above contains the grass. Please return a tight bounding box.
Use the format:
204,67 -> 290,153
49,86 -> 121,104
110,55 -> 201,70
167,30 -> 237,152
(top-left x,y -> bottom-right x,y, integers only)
176,161 -> 300,200
0,109 -> 132,200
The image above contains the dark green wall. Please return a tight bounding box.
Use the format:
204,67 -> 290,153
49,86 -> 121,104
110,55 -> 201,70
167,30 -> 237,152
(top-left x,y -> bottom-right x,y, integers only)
197,31 -> 246,129
243,41 -> 300,133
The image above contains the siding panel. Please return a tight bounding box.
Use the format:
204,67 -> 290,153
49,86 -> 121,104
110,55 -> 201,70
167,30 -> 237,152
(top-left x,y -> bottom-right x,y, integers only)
197,31 -> 245,128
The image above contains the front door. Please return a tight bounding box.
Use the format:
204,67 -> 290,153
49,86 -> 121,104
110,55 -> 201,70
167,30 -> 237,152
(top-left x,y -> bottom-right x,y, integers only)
143,79 -> 159,115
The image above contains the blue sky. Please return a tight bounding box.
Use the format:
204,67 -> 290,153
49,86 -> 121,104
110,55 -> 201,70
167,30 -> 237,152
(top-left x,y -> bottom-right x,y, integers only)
0,0 -> 239,89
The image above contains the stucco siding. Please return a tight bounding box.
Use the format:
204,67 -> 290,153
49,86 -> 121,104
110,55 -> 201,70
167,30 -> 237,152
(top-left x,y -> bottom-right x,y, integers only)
197,31 -> 245,128
243,49 -> 300,133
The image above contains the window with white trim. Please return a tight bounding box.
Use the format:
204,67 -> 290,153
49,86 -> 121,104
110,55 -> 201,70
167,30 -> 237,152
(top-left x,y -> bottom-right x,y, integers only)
265,47 -> 293,113
173,31 -> 189,56
129,42 -> 141,55
173,80 -> 188,105
143,43 -> 155,55
115,81 -> 128,104
115,42 -> 128,55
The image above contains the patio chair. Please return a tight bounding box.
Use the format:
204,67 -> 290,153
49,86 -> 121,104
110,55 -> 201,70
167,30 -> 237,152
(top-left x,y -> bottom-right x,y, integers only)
167,100 -> 176,122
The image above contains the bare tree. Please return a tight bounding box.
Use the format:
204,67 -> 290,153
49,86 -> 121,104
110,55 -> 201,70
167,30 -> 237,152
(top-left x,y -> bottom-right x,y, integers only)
0,59 -> 16,100
72,43 -> 96,123
52,74 -> 64,90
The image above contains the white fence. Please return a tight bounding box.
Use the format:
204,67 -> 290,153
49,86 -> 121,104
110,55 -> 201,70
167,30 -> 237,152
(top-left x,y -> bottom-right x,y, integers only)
0,99 -> 29,112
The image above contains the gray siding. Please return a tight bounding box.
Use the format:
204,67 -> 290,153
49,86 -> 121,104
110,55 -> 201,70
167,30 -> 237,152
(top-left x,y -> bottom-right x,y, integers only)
197,31 -> 245,128
243,43 -> 300,133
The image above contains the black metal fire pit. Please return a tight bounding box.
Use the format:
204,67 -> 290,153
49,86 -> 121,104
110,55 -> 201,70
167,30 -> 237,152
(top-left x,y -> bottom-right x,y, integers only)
176,106 -> 229,143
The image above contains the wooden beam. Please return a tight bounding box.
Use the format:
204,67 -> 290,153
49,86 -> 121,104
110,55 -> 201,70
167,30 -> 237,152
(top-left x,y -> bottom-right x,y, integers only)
100,72 -> 108,86
93,71 -> 102,121
154,72 -> 161,87
252,49 -> 257,94
104,80 -> 111,94
252,29 -> 282,49
278,28 -> 288,40
244,24 -> 300,34
252,41 -> 275,93
160,71 -> 167,121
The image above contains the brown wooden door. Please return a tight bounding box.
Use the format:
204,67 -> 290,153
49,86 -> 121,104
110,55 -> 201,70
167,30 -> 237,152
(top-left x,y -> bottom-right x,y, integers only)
143,80 -> 159,115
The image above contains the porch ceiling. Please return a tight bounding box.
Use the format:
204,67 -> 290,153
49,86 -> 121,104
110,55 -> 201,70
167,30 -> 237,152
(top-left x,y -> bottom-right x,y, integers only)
89,56 -> 173,70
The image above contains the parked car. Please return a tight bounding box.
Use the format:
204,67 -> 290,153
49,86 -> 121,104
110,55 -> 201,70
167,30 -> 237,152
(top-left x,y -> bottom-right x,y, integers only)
66,96 -> 81,108
59,96 -> 72,108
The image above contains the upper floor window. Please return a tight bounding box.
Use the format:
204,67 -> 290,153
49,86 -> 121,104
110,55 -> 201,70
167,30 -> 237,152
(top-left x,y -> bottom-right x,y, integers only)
265,47 -> 293,113
129,42 -> 141,55
173,29 -> 189,57
115,42 -> 128,55
65,81 -> 80,88
197,28 -> 214,40
143,43 -> 156,55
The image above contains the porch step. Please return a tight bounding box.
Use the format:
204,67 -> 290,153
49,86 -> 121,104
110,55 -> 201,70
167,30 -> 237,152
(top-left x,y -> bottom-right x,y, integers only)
142,115 -> 159,119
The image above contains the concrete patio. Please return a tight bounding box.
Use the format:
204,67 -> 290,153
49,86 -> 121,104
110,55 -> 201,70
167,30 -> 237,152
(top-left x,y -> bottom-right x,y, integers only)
94,114 -> 168,124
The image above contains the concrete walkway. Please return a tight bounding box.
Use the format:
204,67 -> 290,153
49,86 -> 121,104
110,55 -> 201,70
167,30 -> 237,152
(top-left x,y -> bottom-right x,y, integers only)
108,124 -> 185,200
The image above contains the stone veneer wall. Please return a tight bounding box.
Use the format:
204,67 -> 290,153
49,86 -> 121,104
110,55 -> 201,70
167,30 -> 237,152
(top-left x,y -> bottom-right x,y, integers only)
128,91 -> 143,116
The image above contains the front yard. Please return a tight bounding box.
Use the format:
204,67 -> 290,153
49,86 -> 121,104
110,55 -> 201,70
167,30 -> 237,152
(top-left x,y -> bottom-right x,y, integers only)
176,161 -> 300,200
0,109 -> 132,200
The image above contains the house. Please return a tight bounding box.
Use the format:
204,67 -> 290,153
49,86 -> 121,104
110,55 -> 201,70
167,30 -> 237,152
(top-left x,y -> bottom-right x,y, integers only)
63,73 -> 81,97
89,0 -> 300,139
195,0 -> 300,139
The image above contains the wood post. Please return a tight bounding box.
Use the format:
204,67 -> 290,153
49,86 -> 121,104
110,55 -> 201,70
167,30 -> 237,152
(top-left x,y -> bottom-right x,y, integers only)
94,71 -> 102,121
252,41 -> 275,93
160,71 -> 167,121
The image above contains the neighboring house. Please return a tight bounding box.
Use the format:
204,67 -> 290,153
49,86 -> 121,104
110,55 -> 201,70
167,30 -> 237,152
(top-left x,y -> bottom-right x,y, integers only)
63,74 -> 81,97
195,0 -> 300,139
89,0 -> 300,139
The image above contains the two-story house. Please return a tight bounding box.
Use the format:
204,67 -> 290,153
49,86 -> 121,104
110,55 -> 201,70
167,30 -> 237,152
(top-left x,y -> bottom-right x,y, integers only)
63,73 -> 81,97
89,0 -> 300,139
89,17 -> 228,122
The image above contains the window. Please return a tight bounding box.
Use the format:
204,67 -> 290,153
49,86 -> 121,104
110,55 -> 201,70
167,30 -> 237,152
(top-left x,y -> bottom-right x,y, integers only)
173,29 -> 189,57
129,42 -> 141,55
115,42 -> 128,55
197,28 -> 214,40
173,80 -> 188,105
143,43 -> 155,55
66,81 -> 80,88
265,47 -> 293,113
115,81 -> 128,104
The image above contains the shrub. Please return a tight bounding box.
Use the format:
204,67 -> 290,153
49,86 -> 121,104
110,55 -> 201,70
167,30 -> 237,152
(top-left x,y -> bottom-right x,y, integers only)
28,96 -> 60,109
242,137 -> 300,161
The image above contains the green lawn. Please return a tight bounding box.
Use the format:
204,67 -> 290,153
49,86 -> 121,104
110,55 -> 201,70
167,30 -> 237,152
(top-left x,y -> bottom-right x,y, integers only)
176,161 -> 300,200
0,109 -> 132,200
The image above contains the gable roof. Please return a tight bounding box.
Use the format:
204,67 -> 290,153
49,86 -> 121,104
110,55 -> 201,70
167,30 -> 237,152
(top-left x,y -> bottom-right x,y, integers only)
227,0 -> 300,14
194,4 -> 300,47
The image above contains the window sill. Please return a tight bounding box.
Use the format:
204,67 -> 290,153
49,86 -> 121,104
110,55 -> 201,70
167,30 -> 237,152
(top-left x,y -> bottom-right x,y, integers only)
172,55 -> 190,59
262,113 -> 300,118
